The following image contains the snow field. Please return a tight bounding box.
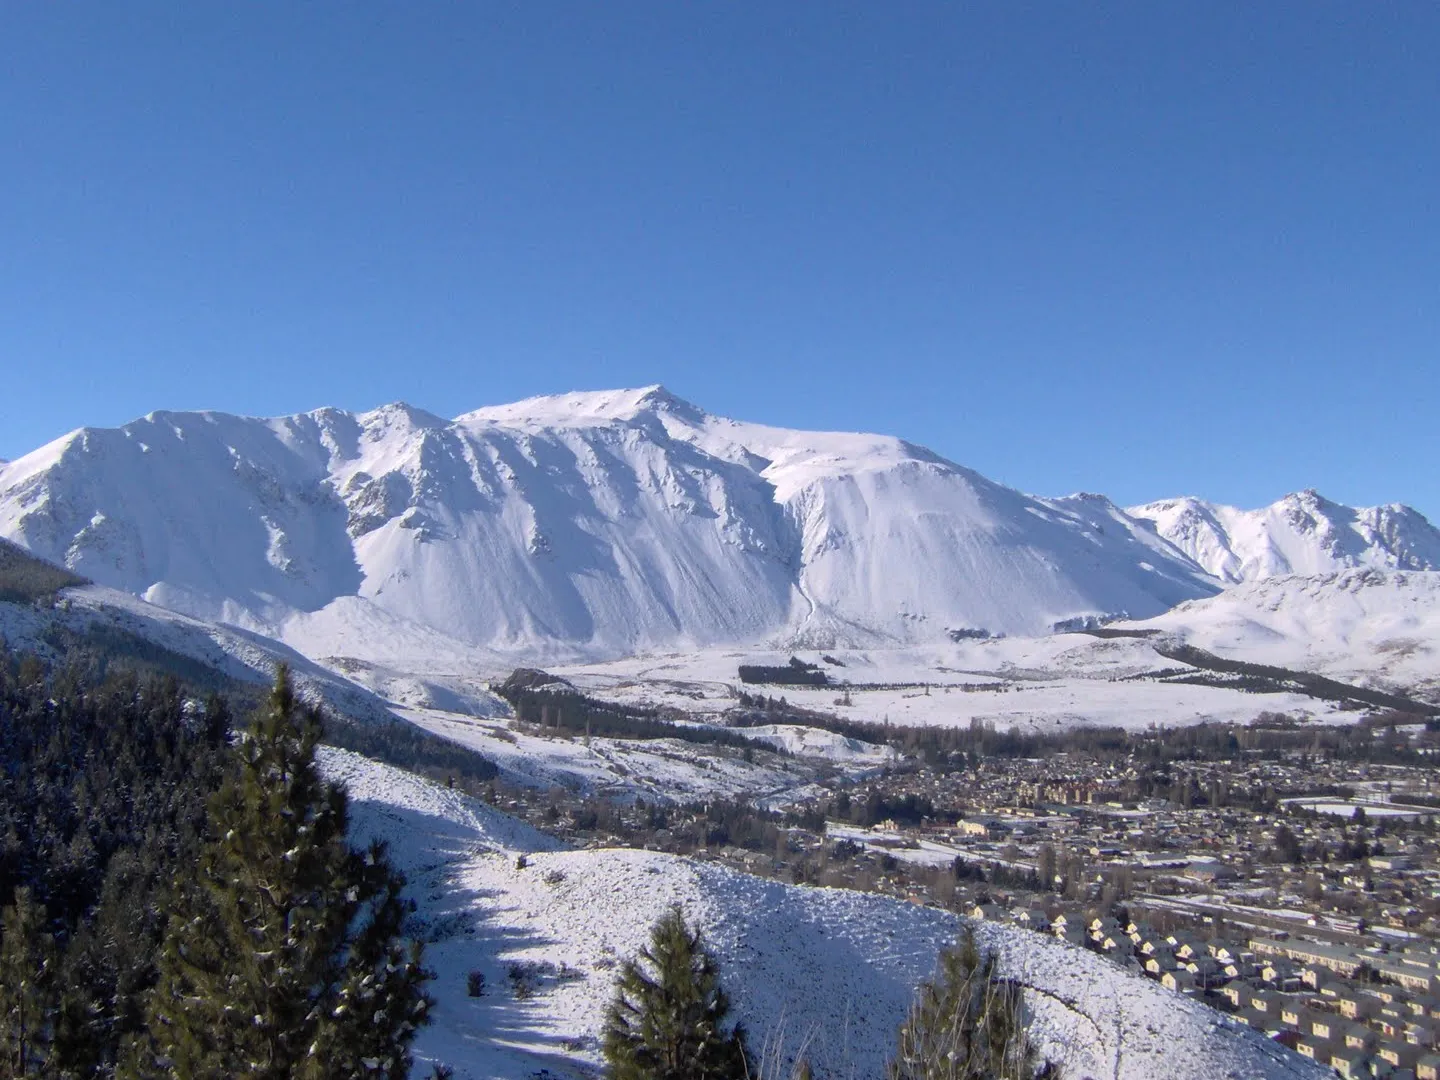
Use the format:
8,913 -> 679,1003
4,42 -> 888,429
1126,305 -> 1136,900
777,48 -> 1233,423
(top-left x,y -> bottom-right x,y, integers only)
395,706 -> 824,804
1132,568 -> 1440,696
552,640 -> 1357,735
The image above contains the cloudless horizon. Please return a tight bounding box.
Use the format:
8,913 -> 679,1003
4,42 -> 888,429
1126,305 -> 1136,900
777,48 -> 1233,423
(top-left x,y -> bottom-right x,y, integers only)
2,4 -> 1437,518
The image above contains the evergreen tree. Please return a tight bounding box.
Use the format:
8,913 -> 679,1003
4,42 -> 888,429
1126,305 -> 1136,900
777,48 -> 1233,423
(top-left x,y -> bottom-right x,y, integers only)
0,648 -> 236,1073
0,886 -> 58,1076
601,906 -> 749,1080
889,929 -> 1056,1080
125,666 -> 431,1080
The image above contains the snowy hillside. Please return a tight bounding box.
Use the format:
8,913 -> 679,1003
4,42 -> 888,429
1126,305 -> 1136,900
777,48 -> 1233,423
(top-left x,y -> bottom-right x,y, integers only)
1132,568 -> 1440,696
0,582 -> 399,724
0,387 -> 1216,663
328,747 -> 1326,1080
1129,491 -> 1440,584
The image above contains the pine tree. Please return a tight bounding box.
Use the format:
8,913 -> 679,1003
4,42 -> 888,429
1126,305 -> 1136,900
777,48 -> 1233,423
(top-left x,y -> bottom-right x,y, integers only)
0,886 -> 59,1076
888,929 -> 1056,1080
601,906 -> 749,1080
125,666 -> 431,1080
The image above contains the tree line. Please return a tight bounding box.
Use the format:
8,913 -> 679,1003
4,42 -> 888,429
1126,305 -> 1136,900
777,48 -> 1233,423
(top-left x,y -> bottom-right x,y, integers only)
0,538 -> 88,604
498,673 -> 782,755
733,690 -> 1434,769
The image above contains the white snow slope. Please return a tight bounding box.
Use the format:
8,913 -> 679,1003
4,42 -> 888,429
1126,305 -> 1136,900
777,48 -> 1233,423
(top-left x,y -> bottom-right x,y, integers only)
0,387 -> 1218,661
1129,491 -> 1440,584
1133,568 -> 1440,696
328,747 -> 1326,1080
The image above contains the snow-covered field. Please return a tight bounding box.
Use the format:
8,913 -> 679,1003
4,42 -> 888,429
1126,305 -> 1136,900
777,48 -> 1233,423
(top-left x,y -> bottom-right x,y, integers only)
1284,798 -> 1428,819
551,639 -> 1357,733
326,747 -> 1328,1080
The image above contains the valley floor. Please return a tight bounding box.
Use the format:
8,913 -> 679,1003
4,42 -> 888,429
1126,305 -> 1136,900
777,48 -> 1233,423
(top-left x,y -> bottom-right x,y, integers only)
551,640 -> 1357,734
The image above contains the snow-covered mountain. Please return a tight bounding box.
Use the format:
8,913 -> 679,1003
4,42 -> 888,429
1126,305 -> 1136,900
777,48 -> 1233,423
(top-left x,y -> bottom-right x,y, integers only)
0,386 -> 1218,661
1129,491 -> 1440,584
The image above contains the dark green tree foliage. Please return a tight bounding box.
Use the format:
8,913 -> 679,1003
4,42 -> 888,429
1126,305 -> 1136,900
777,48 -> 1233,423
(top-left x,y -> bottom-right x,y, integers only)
498,675 -> 776,755
889,930 -> 1057,1080
0,648 -> 233,1073
0,538 -> 88,603
129,667 -> 431,1080
0,886 -> 59,1075
601,907 -> 749,1080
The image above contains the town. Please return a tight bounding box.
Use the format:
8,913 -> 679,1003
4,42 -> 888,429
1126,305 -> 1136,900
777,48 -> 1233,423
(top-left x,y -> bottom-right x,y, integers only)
485,679 -> 1440,1080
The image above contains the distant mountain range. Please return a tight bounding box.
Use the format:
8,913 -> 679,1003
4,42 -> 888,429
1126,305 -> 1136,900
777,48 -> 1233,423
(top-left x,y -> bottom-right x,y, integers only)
2,386 -> 1436,662
1128,491 -> 1440,584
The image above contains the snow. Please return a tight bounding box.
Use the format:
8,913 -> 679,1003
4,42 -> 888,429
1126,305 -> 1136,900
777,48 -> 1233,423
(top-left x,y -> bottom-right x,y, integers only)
1,387 -> 1219,666
826,823 -> 969,868
1286,800 -> 1422,819
4,388 -> 1438,719
728,723 -> 899,764
5,390 -> 1431,1079
550,642 -> 1356,734
327,747 -> 1328,1080
1130,491 -> 1440,584
0,584 -> 399,725
1130,568 -> 1440,696
393,705 -> 854,805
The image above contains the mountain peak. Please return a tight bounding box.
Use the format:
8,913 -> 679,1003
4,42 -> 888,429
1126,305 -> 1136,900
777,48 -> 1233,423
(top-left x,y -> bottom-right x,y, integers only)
456,385 -> 706,429
0,386 -> 1225,651
1283,488 -> 1333,509
362,401 -> 449,430
1056,491 -> 1119,507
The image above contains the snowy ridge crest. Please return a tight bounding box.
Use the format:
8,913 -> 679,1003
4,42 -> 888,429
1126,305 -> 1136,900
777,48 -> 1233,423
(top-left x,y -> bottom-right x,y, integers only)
1130,491 -> 1440,584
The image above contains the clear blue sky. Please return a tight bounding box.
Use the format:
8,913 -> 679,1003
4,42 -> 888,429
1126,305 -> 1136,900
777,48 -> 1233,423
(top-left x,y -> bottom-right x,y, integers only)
2,4 -> 1437,517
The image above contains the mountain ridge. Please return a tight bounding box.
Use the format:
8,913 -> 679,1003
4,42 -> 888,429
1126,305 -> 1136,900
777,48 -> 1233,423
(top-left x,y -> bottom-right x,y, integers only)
0,388 -> 1214,659
1,387 -> 1431,665
1129,491 -> 1440,584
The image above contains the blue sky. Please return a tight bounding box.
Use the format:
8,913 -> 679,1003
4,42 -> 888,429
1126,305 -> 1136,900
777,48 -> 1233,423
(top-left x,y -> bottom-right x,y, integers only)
2,4 -> 1436,517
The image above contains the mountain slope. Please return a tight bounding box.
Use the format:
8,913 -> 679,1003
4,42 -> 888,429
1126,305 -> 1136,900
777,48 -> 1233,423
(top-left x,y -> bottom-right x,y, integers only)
1129,491 -> 1440,584
331,746 -> 1327,1080
1132,568 -> 1440,697
0,580 -> 401,726
0,387 -> 1218,660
